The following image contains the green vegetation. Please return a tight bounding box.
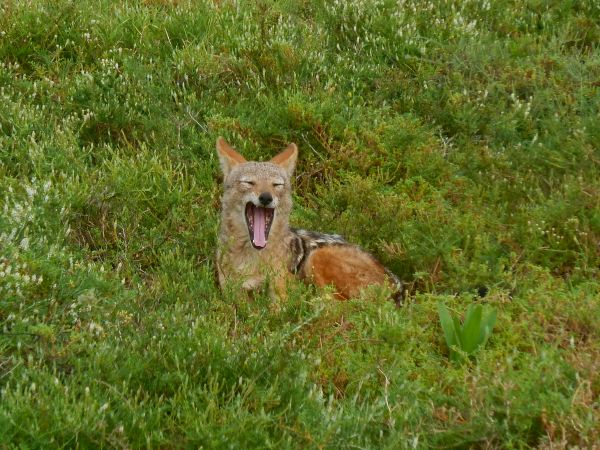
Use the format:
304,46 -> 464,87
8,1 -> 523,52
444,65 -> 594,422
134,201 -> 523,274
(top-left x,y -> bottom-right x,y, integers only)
0,0 -> 598,447
438,302 -> 497,362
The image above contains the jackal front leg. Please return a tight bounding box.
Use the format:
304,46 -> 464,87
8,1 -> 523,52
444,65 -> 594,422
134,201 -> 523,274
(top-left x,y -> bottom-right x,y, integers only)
268,270 -> 292,306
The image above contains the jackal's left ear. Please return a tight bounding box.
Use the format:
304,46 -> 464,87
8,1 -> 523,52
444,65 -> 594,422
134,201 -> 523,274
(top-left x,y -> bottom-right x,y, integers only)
216,137 -> 246,177
270,143 -> 298,177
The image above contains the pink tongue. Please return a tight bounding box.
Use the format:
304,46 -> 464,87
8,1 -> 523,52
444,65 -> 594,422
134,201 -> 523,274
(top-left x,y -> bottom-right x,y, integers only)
253,206 -> 267,248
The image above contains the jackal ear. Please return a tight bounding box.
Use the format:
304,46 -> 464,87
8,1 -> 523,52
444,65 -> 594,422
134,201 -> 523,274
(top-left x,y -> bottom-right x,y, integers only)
270,143 -> 298,178
216,137 -> 246,177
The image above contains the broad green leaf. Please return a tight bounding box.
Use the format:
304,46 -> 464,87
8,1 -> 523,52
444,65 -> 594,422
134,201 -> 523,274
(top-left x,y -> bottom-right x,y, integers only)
461,304 -> 483,353
452,316 -> 463,348
437,303 -> 456,348
479,308 -> 497,345
464,303 -> 477,325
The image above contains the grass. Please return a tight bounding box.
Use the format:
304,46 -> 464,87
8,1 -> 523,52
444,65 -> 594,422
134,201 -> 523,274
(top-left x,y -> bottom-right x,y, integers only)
0,0 -> 599,447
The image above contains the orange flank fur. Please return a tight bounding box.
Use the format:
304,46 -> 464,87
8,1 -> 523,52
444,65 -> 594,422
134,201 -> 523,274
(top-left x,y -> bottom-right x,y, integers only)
303,246 -> 389,299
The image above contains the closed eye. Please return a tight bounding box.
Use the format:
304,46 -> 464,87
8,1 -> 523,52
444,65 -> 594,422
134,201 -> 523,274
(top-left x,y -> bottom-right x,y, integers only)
240,180 -> 255,186
273,183 -> 284,187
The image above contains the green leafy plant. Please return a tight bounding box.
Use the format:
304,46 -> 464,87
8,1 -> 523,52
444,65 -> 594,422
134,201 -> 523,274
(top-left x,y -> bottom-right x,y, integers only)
438,302 -> 497,362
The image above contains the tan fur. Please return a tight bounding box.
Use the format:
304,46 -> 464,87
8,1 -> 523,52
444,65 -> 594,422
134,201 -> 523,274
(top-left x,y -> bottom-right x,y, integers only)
216,137 -> 400,302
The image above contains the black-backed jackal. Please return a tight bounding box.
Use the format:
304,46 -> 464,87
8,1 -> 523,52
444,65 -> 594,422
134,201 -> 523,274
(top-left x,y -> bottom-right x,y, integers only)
216,137 -> 403,303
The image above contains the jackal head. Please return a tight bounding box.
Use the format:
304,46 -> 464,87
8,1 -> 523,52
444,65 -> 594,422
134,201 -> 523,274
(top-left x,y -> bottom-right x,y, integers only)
217,137 -> 297,250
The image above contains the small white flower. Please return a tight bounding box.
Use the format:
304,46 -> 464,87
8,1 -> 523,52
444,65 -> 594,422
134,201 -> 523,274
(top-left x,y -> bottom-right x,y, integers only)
89,322 -> 104,336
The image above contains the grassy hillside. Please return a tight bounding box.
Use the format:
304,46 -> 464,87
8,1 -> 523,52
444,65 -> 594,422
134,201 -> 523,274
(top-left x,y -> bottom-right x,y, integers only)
0,0 -> 599,447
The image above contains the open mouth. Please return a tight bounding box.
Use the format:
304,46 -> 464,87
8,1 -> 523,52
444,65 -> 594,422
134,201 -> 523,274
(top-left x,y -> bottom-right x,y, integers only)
245,202 -> 274,249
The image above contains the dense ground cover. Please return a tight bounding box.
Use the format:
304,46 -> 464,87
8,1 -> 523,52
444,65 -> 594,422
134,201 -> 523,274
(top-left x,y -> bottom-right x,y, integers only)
0,0 -> 599,447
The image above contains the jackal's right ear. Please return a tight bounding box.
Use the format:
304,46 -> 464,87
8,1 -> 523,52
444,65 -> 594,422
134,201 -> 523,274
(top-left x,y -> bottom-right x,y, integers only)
216,137 -> 246,177
270,143 -> 298,178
